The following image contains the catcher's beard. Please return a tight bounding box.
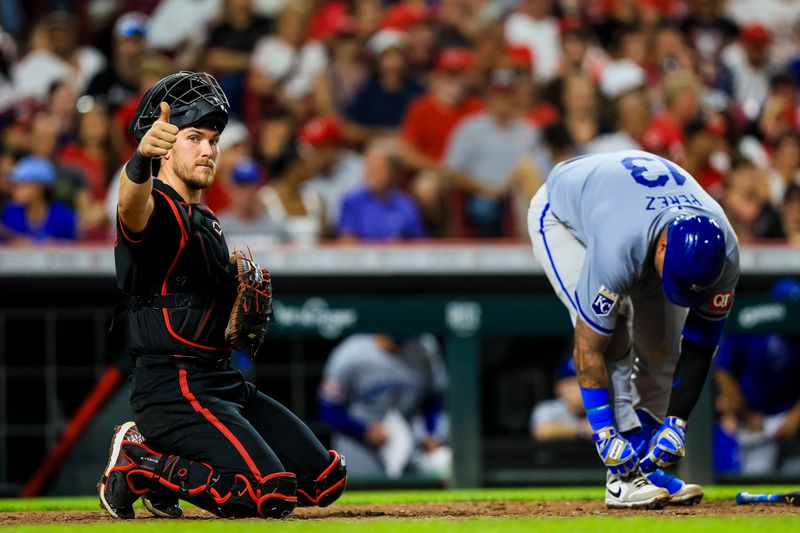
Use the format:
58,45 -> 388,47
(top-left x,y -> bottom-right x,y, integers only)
169,153 -> 217,190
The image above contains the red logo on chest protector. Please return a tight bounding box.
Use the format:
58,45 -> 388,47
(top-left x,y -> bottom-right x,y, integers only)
709,290 -> 733,312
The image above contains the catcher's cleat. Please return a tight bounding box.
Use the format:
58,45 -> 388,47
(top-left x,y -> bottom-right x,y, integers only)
142,491 -> 183,518
645,469 -> 703,506
605,471 -> 670,509
98,421 -> 143,519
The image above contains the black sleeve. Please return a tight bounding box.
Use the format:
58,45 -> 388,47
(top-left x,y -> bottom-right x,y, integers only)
666,337 -> 717,420
116,188 -> 182,253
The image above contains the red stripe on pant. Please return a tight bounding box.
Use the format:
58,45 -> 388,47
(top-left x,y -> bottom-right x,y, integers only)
178,369 -> 264,480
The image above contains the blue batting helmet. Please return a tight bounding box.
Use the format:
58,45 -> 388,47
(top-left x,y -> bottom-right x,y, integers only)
662,214 -> 726,307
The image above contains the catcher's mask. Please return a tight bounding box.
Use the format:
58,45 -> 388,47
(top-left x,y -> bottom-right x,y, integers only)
129,71 -> 230,141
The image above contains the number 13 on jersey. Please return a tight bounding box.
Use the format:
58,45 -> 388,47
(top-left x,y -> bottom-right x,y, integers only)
621,156 -> 687,188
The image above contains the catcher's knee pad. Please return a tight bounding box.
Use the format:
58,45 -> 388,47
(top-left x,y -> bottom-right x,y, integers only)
119,441 -> 215,497
297,450 -> 347,507
221,472 -> 297,519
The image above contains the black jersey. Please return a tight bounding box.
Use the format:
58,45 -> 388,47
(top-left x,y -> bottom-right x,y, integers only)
114,179 -> 235,360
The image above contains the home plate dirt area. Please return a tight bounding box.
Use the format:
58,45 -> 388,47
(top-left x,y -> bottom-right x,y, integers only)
0,499 -> 796,524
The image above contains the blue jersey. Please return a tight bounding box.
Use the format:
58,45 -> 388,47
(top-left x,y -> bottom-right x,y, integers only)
715,333 -> 800,415
546,150 -> 740,344
319,335 -> 446,431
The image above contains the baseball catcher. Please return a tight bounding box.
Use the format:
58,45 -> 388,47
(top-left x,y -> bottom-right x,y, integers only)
98,71 -> 346,520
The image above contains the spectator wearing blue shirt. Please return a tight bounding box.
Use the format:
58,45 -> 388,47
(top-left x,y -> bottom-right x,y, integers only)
714,278 -> 800,474
1,156 -> 77,242
344,29 -> 424,145
337,140 -> 426,242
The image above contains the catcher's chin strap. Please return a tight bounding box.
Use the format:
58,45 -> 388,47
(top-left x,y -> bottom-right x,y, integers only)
117,441 -> 297,518
297,450 -> 347,508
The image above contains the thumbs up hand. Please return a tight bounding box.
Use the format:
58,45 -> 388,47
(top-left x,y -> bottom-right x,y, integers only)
139,102 -> 179,158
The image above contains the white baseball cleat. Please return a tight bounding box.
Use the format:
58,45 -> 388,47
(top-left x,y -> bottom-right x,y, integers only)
644,468 -> 703,506
668,482 -> 703,506
605,471 -> 670,509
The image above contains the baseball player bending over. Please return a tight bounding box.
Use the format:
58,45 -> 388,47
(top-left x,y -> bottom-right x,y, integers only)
98,72 -> 346,519
529,151 -> 739,508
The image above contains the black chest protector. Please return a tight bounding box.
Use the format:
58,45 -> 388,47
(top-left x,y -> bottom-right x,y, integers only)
115,180 -> 235,360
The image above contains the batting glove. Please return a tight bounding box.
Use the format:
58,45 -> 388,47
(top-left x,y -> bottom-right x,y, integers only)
639,416 -> 687,473
593,427 -> 639,478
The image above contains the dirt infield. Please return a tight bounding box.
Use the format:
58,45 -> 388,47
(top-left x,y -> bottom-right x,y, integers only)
0,500 -> 797,524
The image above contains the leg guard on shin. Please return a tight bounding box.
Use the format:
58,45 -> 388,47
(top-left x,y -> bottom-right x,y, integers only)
297,450 -> 347,507
119,441 -> 216,498
221,472 -> 297,518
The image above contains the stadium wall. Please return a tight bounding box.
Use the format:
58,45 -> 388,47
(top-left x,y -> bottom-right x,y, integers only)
0,243 -> 798,495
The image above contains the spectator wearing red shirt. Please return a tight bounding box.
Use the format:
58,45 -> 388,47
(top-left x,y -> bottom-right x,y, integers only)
683,115 -> 731,200
506,45 -> 559,129
398,47 -> 482,236
398,47 -> 482,172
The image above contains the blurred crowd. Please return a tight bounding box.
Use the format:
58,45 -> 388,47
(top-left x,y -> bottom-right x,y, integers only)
1,0 -> 800,244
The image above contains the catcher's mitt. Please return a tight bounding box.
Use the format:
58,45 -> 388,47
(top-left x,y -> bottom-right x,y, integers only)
225,249 -> 272,357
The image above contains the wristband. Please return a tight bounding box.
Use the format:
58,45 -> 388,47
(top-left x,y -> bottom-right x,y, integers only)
581,387 -> 615,432
125,149 -> 153,184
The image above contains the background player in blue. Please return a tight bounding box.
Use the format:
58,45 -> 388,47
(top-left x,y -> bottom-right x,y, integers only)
318,334 -> 450,480
528,150 -> 739,509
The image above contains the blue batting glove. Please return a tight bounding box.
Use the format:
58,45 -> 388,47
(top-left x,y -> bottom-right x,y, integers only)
639,416 -> 687,473
593,427 -> 639,478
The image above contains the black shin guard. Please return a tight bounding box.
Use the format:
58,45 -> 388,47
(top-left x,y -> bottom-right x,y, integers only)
118,441 -> 297,518
297,450 -> 347,507
121,441 -> 216,496
119,441 -> 230,516
220,472 -> 297,518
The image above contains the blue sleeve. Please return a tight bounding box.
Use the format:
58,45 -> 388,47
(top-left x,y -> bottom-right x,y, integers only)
683,308 -> 727,347
337,194 -> 359,236
421,393 -> 442,435
1,204 -> 24,236
49,204 -> 77,240
318,397 -> 367,441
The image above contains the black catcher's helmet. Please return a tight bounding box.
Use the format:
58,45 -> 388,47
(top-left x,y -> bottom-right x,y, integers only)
129,71 -> 230,141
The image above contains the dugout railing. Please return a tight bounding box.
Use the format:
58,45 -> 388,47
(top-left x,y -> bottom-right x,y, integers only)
0,243 -> 798,495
